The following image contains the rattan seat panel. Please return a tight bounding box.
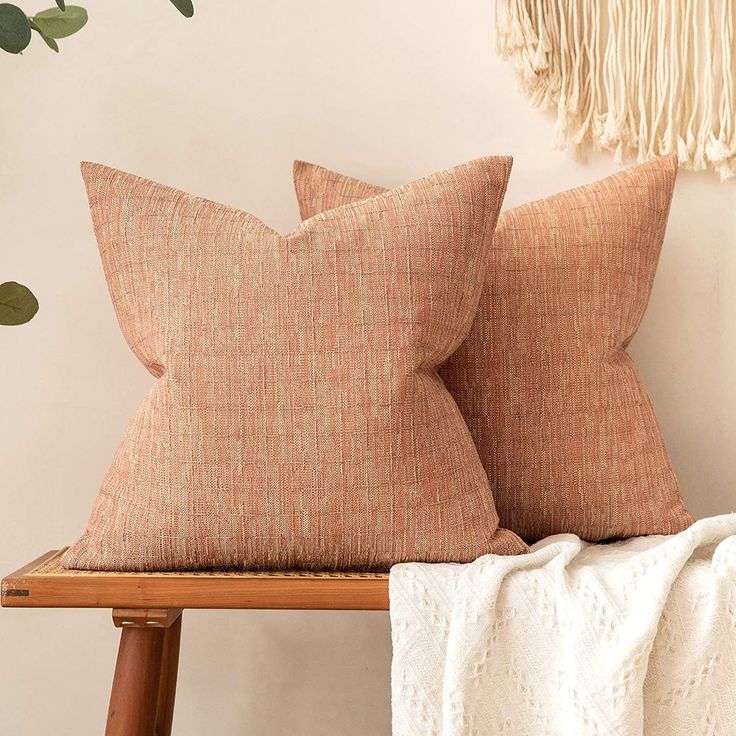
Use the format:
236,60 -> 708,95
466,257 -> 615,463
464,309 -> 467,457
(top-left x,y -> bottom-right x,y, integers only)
2,550 -> 390,610
29,550 -> 389,579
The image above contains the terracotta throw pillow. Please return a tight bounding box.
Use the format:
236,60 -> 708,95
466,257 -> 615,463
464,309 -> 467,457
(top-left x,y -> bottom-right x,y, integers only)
61,157 -> 527,572
294,156 -> 694,542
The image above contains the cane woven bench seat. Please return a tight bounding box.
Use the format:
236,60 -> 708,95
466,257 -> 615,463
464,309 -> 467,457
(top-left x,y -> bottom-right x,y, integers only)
1,549 -> 390,611
2,549 -> 390,734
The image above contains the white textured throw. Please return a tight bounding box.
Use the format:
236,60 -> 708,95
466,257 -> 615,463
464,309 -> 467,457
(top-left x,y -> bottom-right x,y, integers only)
496,0 -> 736,181
390,515 -> 736,736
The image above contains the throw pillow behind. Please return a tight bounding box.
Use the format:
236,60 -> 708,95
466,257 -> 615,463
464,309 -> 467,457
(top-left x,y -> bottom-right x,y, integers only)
293,156 -> 694,542
61,157 -> 526,571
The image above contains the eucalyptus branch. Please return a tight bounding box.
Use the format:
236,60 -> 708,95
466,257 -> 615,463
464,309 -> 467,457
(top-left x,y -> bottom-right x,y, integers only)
0,0 -> 194,326
0,0 -> 193,55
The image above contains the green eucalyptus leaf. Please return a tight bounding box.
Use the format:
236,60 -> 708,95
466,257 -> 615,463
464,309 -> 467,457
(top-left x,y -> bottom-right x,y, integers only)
0,282 -> 39,325
31,5 -> 87,39
38,30 -> 58,51
169,0 -> 193,18
55,0 -> 65,9
0,4 -> 31,53
29,18 -> 59,51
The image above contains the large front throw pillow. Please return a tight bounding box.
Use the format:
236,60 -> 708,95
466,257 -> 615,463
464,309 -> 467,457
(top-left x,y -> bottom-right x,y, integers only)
294,156 -> 694,542
61,157 -> 527,572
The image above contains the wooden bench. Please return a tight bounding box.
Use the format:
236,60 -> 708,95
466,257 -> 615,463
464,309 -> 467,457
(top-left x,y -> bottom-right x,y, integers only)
1,549 -> 389,735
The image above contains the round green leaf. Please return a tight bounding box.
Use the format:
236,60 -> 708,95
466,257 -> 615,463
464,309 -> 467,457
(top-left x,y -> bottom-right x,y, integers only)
31,5 -> 87,39
169,0 -> 194,18
0,282 -> 39,326
0,4 -> 31,53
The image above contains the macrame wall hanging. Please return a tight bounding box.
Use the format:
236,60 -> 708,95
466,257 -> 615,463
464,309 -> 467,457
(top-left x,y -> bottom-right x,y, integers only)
496,0 -> 736,180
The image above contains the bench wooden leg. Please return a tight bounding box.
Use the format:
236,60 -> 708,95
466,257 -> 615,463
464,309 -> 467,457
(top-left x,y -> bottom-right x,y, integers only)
106,626 -> 165,735
155,614 -> 182,736
106,609 -> 183,736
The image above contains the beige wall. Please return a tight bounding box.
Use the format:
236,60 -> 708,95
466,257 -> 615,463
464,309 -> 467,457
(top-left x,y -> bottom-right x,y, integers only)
1,1 -> 734,733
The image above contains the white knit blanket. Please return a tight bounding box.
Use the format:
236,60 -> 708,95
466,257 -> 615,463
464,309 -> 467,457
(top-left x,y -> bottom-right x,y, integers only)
389,515 -> 736,736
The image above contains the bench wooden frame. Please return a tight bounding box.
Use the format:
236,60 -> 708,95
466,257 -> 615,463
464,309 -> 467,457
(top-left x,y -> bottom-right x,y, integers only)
1,549 -> 389,735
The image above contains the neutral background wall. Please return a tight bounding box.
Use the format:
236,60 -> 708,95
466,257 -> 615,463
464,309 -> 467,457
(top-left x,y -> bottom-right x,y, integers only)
1,1 -> 734,733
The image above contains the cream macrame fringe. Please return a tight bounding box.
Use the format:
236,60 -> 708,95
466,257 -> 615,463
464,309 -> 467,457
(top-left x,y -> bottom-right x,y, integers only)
496,0 -> 736,181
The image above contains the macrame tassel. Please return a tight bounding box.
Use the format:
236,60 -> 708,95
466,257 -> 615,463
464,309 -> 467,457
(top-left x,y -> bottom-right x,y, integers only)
496,0 -> 736,181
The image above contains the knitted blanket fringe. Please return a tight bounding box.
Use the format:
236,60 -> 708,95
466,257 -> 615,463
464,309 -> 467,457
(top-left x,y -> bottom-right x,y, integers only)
496,0 -> 736,181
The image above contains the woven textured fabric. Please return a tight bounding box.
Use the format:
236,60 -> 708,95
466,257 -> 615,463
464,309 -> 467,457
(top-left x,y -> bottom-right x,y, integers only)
294,156 -> 694,542
61,157 -> 527,572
